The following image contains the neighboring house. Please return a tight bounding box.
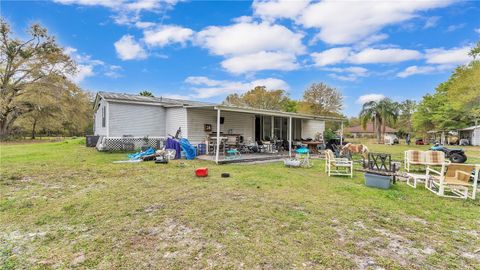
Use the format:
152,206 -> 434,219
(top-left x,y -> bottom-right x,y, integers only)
458,125 -> 480,146
93,92 -> 342,148
345,123 -> 397,138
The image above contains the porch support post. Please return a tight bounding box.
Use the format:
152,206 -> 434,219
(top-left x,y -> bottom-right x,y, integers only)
215,108 -> 221,164
289,117 -> 292,157
271,116 -> 274,140
340,121 -> 344,145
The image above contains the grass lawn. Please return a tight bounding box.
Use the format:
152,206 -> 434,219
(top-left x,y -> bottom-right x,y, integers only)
1,139 -> 479,269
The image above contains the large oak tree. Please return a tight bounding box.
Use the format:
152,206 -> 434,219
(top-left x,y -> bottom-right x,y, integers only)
0,19 -> 76,138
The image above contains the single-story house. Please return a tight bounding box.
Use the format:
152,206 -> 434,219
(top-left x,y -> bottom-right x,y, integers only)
458,125 -> 480,146
93,92 -> 344,162
345,123 -> 397,138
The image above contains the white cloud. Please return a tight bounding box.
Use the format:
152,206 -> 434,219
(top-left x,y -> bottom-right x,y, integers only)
70,64 -> 95,83
252,0 -> 310,21
64,46 -> 120,82
423,16 -> 440,29
324,66 -> 369,81
143,25 -> 194,47
446,23 -> 465,32
356,94 -> 385,105
397,64 -> 457,78
195,21 -> 305,74
349,48 -> 422,64
221,51 -> 298,74
476,28 -> 480,34
396,65 -> 437,78
311,47 -> 422,66
195,22 -> 305,56
425,46 -> 471,65
184,76 -> 289,98
54,0 -> 180,27
135,21 -> 156,29
104,65 -> 123,78
114,35 -> 147,60
54,0 -> 117,8
311,47 -> 351,66
297,0 -> 454,44
354,34 -> 389,49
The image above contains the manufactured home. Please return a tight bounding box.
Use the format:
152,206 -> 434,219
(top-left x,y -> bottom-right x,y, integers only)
93,92 -> 344,162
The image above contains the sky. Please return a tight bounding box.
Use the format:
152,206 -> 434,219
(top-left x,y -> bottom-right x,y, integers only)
2,0 -> 480,116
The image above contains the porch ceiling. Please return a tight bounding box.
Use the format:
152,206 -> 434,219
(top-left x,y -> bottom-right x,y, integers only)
187,105 -> 345,122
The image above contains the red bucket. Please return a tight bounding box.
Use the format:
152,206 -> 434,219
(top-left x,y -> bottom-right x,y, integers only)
195,167 -> 208,177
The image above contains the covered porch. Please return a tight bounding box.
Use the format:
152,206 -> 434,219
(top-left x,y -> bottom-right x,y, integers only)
189,105 -> 344,164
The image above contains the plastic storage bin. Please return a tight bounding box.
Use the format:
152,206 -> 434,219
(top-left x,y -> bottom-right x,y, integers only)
364,173 -> 391,189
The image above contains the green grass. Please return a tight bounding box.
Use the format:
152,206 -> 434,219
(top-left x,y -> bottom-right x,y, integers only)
1,139 -> 479,269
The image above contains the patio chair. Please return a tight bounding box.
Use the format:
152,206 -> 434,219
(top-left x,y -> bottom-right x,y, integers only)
325,149 -> 353,178
404,150 -> 425,172
426,163 -> 479,199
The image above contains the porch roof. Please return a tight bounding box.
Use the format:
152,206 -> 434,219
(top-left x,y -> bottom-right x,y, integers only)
187,104 -> 345,122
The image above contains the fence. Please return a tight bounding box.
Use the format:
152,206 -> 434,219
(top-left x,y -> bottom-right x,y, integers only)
96,136 -> 166,151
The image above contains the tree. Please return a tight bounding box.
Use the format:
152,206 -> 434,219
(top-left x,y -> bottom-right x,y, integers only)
398,99 -> 417,134
0,19 -> 75,138
359,98 -> 399,143
139,90 -> 154,97
14,77 -> 92,138
223,86 -> 291,111
298,83 -> 343,116
413,42 -> 479,133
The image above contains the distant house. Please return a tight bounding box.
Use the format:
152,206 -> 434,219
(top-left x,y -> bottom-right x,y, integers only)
92,92 -> 344,161
345,123 -> 397,138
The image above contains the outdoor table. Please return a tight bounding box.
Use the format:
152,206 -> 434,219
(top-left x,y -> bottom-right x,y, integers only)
302,141 -> 322,154
406,173 -> 428,188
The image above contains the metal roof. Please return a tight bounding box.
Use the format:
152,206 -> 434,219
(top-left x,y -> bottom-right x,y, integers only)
97,91 -> 216,107
95,91 -> 345,121
458,125 -> 480,131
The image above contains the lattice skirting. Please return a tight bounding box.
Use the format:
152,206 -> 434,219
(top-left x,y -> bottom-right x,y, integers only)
96,136 -> 166,151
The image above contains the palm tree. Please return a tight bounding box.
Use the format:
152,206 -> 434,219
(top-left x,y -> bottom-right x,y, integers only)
139,91 -> 154,97
359,98 -> 399,143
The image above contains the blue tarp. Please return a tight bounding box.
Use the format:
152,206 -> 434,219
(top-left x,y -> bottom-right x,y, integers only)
128,147 -> 155,160
179,138 -> 196,160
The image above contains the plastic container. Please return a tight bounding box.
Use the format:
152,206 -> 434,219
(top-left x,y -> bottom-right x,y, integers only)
197,143 -> 207,155
364,173 -> 391,189
195,167 -> 208,177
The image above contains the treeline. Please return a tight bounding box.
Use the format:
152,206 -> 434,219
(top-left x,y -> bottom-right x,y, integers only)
413,42 -> 480,133
1,20 -> 92,139
224,82 -> 343,117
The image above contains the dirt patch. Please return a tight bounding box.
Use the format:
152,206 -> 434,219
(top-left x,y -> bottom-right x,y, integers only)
123,218 -> 227,269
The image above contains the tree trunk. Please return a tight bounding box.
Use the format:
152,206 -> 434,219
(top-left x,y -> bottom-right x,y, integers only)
31,119 -> 37,139
375,117 -> 381,144
0,121 -> 8,140
381,122 -> 386,144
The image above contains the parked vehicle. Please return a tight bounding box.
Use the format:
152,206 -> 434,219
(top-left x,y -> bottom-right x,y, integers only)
415,138 -> 425,145
430,144 -> 467,163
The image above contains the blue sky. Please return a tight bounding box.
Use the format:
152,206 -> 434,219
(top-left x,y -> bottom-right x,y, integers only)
3,0 -> 479,116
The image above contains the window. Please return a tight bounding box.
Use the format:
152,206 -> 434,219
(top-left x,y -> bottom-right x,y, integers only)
101,106 -> 106,127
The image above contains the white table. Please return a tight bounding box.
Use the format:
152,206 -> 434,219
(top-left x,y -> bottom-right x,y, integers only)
406,173 -> 428,188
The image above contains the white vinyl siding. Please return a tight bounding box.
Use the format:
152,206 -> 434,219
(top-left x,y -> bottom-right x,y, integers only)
472,128 -> 480,146
301,119 -> 325,139
109,102 -> 165,137
94,99 -> 107,136
186,108 -> 255,145
165,107 -> 188,138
